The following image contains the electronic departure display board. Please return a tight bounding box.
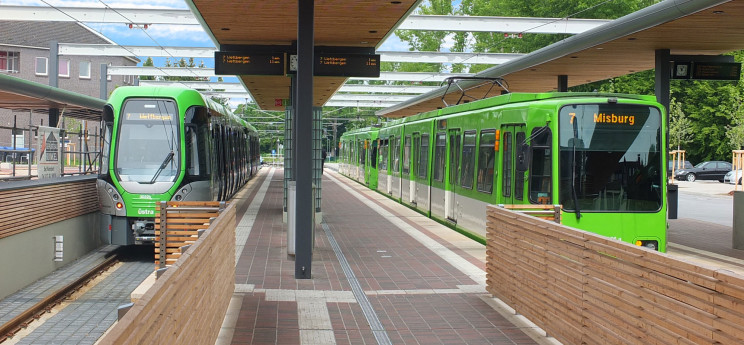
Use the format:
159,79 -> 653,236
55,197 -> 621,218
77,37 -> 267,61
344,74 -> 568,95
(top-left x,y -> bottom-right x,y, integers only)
692,62 -> 741,80
314,54 -> 380,77
672,61 -> 741,80
214,51 -> 286,75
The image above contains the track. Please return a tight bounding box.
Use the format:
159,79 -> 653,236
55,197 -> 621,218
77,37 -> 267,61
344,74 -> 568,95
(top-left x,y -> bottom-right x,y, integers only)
0,252 -> 120,343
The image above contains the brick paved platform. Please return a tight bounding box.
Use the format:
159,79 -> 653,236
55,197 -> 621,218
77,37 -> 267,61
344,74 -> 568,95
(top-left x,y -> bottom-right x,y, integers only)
220,168 -> 554,345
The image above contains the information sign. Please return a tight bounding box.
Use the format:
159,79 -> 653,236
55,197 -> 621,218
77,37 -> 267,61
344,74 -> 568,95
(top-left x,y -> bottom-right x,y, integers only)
692,62 -> 741,80
215,51 -> 286,75
314,53 -> 380,77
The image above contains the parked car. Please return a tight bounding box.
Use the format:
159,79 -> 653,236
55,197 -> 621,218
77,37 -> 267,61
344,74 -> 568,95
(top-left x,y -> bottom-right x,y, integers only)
674,161 -> 732,182
668,160 -> 693,176
724,170 -> 743,185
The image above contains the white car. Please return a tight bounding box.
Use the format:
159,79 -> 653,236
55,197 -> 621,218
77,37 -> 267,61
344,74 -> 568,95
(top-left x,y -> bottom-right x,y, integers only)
723,170 -> 743,185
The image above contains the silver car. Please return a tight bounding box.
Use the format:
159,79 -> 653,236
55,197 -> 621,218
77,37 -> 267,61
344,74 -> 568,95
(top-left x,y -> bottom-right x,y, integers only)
724,170 -> 743,185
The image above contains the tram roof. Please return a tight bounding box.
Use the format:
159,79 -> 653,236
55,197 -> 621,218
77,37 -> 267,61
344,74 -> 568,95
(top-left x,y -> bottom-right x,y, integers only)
0,73 -> 104,121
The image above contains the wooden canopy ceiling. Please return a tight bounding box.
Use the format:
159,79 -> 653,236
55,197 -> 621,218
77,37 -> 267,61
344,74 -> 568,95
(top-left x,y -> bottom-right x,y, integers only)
188,0 -> 420,111
382,0 -> 744,117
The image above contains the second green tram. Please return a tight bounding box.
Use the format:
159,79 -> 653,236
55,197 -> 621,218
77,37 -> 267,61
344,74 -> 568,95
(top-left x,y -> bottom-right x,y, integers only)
340,92 -> 667,252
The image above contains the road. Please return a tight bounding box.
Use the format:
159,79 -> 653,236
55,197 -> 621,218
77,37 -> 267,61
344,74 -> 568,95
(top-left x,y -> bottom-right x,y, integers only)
675,180 -> 738,226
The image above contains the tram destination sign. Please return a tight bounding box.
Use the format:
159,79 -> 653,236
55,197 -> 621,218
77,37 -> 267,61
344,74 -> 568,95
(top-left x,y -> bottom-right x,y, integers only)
313,53 -> 380,77
215,51 -> 286,75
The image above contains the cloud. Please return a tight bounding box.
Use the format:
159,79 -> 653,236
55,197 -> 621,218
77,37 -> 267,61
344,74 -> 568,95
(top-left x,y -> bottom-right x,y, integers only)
378,34 -> 409,51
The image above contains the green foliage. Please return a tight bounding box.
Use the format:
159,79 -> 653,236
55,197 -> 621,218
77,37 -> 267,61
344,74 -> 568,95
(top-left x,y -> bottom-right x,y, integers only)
668,98 -> 693,150
140,57 -> 155,81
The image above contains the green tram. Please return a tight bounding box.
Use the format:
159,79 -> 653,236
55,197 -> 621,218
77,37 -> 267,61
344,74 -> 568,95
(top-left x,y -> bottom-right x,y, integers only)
97,87 -> 260,245
338,127 -> 380,188
340,92 -> 667,251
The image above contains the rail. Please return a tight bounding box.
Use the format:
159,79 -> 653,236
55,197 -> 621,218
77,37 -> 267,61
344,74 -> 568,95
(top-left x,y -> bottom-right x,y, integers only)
486,205 -> 744,344
0,252 -> 120,343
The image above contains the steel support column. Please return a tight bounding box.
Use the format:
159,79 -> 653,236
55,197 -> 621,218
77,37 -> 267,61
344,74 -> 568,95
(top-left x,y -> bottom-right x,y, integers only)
655,49 -> 674,219
100,64 -> 108,100
49,41 -> 59,126
557,75 -> 568,92
295,0 -> 314,279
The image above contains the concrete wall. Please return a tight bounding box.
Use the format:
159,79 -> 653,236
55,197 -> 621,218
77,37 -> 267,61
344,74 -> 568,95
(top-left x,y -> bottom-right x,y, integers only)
0,212 -> 102,300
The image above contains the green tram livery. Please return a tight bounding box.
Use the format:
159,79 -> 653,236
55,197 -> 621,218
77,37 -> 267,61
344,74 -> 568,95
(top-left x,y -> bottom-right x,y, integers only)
97,87 -> 260,245
340,92 -> 667,252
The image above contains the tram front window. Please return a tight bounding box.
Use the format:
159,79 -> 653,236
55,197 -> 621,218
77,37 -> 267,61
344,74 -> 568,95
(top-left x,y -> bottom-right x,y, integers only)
558,103 -> 662,212
115,99 -> 180,187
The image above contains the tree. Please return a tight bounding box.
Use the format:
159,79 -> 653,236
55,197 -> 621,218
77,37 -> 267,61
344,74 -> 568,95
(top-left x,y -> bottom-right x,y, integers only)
140,57 -> 155,81
669,98 -> 693,150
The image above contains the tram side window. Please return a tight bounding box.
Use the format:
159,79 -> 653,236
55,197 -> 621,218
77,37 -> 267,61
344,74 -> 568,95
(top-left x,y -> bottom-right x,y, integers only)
460,131 -> 477,189
433,133 -> 445,182
392,137 -> 401,173
403,136 -> 411,174
371,142 -> 378,169
417,134 -> 429,179
380,139 -> 388,170
514,132 -> 525,201
184,106 -> 210,179
529,127 -> 552,204
413,135 -> 420,177
477,130 -> 496,193
359,141 -> 365,165
502,132 -> 512,197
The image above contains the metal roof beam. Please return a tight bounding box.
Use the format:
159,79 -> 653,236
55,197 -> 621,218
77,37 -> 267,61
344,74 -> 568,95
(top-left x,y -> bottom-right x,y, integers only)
329,94 -> 413,102
338,84 -> 439,94
59,44 -> 215,58
379,51 -> 523,64
400,15 -> 610,34
111,66 -> 473,82
137,81 -> 246,91
325,100 -> 399,108
0,5 -> 197,25
59,44 -> 522,65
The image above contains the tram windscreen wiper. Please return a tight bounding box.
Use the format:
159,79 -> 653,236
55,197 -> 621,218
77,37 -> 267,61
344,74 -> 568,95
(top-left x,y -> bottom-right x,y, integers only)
148,151 -> 174,184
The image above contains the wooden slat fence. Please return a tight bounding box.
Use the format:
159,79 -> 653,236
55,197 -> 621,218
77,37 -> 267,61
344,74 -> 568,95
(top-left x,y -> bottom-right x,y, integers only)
155,201 -> 226,269
98,201 -> 236,345
486,204 -> 744,345
498,204 -> 561,223
0,176 -> 98,239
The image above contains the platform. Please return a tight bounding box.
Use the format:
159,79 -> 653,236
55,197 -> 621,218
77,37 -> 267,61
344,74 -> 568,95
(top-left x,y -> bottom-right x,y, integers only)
219,167 -> 556,345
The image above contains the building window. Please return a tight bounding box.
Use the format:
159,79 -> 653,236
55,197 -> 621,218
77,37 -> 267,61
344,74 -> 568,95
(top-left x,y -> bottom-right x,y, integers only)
35,57 -> 48,76
107,63 -> 112,81
0,51 -> 20,73
79,61 -> 91,79
58,59 -> 70,77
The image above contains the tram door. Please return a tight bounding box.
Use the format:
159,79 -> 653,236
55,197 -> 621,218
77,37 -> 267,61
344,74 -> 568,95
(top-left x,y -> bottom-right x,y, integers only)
501,124 -> 527,205
445,129 -> 461,221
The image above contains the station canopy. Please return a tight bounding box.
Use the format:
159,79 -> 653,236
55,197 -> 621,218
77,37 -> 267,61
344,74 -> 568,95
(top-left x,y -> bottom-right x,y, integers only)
185,0 -> 421,111
0,73 -> 104,121
185,0 -> 744,117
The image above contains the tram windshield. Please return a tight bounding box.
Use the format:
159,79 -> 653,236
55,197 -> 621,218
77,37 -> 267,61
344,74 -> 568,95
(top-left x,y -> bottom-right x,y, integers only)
558,103 -> 662,213
115,99 -> 180,187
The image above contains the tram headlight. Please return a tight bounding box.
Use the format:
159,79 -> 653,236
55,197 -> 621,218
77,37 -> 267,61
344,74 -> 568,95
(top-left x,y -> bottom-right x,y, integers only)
174,194 -> 183,201
116,202 -> 123,209
635,240 -> 658,251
